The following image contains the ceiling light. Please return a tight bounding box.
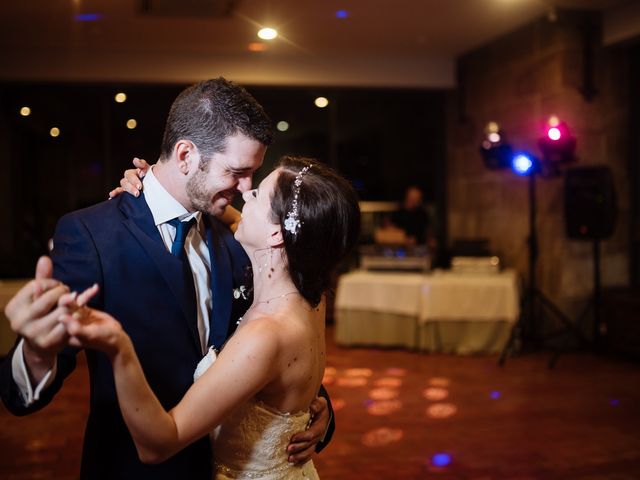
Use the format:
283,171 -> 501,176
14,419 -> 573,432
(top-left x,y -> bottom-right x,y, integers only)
50,127 -> 60,138
126,119 -> 137,130
114,92 -> 127,103
248,42 -> 267,52
257,27 -> 277,40
314,97 -> 329,108
20,106 -> 31,117
277,121 -> 289,132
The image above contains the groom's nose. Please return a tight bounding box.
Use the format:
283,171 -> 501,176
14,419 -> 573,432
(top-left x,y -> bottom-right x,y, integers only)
237,175 -> 252,193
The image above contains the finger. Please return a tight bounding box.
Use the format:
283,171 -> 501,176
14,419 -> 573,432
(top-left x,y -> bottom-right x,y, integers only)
309,397 -> 326,415
76,283 -> 99,307
108,187 -> 125,199
288,429 -> 321,448
132,157 -> 149,174
12,284 -> 70,332
30,284 -> 70,317
60,315 -> 83,337
35,256 -> 53,281
21,305 -> 72,348
68,336 -> 84,348
287,444 -> 315,465
39,322 -> 69,349
124,169 -> 143,192
33,278 -> 64,298
5,279 -> 61,321
119,176 -> 138,195
58,291 -> 78,309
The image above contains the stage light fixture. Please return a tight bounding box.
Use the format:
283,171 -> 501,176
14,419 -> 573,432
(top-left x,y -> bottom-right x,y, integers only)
512,153 -> 537,176
479,121 -> 513,170
538,116 -> 576,165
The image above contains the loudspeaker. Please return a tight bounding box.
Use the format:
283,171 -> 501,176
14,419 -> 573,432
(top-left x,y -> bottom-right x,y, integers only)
564,166 -> 617,240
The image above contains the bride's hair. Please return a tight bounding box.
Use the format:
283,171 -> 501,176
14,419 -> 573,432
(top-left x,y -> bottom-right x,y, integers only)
270,156 -> 360,307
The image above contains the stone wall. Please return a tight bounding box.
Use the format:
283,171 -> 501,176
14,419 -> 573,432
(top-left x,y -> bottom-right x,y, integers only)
447,11 -> 631,326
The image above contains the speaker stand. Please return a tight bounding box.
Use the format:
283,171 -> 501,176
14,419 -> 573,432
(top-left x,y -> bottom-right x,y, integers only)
498,172 -> 591,368
548,239 -> 602,367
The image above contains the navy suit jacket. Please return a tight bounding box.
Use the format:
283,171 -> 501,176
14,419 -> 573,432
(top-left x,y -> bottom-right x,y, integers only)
0,192 -> 334,479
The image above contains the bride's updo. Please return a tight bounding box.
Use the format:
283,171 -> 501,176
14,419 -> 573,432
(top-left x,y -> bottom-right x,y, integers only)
270,156 -> 360,308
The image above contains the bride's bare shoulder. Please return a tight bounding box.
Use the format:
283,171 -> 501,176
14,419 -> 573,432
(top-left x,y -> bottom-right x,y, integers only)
235,310 -> 312,347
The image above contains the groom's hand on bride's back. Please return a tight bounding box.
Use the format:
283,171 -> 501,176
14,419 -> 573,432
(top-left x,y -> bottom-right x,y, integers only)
286,396 -> 330,465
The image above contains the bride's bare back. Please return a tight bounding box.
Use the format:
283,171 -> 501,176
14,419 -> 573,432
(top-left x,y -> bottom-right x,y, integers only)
238,298 -> 326,414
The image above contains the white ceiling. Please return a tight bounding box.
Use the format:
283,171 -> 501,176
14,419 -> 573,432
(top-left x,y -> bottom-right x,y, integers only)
0,0 -> 633,87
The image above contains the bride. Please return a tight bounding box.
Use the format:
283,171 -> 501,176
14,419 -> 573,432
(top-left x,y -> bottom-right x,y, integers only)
58,156 -> 360,479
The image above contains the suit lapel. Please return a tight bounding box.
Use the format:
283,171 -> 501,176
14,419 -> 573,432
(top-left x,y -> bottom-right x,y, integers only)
204,216 -> 233,350
119,194 -> 201,354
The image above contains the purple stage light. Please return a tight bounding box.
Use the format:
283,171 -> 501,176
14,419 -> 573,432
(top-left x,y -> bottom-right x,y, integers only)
75,13 -> 103,22
431,452 -> 451,467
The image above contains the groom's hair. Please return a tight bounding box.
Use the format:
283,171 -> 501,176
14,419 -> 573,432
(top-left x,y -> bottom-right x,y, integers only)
159,77 -> 274,168
270,156 -> 361,308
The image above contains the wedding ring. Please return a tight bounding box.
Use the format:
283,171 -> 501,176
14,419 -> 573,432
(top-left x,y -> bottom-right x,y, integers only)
71,305 -> 91,322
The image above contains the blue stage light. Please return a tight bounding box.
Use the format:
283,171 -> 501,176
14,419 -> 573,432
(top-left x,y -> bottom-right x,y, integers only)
75,13 -> 102,22
512,153 -> 535,176
336,10 -> 349,19
431,452 -> 451,467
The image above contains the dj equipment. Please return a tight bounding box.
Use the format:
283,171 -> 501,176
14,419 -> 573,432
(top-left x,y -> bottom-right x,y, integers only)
451,256 -> 501,274
359,245 -> 431,272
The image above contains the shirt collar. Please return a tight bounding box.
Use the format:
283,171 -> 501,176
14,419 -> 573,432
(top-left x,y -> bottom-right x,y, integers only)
143,165 -> 202,227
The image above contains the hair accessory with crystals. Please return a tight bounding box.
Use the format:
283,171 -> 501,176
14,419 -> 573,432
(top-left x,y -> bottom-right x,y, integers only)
283,164 -> 312,235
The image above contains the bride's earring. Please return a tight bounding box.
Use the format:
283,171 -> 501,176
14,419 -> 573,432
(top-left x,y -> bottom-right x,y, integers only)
268,247 -> 275,279
258,253 -> 268,274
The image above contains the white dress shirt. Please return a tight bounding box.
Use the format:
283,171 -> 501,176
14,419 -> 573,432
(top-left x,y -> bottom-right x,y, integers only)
143,166 -> 212,354
12,166 -> 213,405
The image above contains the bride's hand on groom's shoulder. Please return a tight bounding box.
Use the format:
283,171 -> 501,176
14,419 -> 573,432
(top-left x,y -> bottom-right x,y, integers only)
286,396 -> 330,465
109,157 -> 150,199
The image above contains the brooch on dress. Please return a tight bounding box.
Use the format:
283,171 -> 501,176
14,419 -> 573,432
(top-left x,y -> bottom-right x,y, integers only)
233,285 -> 249,300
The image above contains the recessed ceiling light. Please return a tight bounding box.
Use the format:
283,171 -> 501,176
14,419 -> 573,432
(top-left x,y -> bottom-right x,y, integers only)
50,127 -> 60,138
20,106 -> 31,117
257,27 -> 278,40
248,42 -> 268,52
115,92 -> 127,103
126,119 -> 137,129
277,121 -> 289,132
314,97 -> 329,108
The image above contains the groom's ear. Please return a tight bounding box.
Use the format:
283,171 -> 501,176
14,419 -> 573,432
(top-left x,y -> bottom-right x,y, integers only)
174,140 -> 197,175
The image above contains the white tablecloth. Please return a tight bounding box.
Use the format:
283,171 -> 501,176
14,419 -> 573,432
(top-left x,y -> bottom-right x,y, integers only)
0,280 -> 29,355
334,270 -> 520,353
420,270 -> 520,323
336,269 -> 520,324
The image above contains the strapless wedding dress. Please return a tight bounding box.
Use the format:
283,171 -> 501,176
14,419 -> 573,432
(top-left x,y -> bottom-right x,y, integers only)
194,347 -> 320,480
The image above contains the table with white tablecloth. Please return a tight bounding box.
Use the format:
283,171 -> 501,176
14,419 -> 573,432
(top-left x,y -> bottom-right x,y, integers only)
334,269 -> 520,354
0,280 -> 29,356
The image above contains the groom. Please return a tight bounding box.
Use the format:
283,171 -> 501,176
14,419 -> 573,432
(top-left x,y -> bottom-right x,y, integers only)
0,78 -> 333,479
